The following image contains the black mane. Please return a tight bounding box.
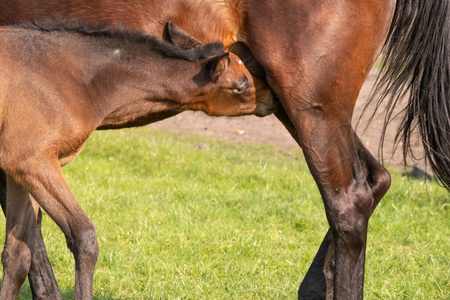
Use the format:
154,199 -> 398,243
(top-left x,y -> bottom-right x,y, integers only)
12,18 -> 225,61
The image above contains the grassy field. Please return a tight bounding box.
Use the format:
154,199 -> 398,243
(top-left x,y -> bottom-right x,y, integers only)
0,128 -> 448,299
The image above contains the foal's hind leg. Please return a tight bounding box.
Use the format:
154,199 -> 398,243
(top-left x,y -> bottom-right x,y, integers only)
1,176 -> 40,299
3,156 -> 99,300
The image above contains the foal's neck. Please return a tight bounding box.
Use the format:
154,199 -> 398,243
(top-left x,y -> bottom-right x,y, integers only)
79,40 -> 202,129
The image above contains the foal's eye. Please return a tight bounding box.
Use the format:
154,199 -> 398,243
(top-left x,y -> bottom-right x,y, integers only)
235,85 -> 247,93
232,77 -> 249,94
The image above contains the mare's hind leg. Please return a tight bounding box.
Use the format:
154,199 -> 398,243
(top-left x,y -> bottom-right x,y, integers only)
2,156 -> 99,300
1,176 -> 40,299
287,105 -> 389,300
296,132 -> 390,299
246,1 -> 394,297
275,108 -> 391,299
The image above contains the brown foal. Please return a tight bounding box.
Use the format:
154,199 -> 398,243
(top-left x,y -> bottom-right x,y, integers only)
0,20 -> 264,299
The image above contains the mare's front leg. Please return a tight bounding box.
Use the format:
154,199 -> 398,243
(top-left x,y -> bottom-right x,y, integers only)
1,155 -> 98,300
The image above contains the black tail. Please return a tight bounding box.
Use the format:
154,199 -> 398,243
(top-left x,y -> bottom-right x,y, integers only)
370,0 -> 450,190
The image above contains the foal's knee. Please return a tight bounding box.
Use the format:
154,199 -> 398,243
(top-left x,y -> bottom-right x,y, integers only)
1,228 -> 32,285
66,222 -> 99,264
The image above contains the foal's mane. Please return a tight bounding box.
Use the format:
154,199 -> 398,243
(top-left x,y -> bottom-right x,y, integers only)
12,19 -> 225,61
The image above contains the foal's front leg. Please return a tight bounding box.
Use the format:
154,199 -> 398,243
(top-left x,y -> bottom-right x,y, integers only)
28,209 -> 64,300
1,176 -> 40,299
2,156 -> 98,300
0,170 -> 61,300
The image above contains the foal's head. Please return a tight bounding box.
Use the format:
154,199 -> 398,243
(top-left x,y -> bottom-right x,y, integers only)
164,21 -> 256,116
184,51 -> 256,116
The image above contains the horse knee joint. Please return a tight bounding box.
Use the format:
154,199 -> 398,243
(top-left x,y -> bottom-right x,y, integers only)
81,228 -> 99,259
1,237 -> 32,284
67,225 -> 99,261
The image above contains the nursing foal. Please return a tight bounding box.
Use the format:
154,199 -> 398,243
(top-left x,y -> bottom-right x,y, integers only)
0,21 -> 258,299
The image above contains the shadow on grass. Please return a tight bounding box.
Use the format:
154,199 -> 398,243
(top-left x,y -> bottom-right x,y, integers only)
402,165 -> 434,181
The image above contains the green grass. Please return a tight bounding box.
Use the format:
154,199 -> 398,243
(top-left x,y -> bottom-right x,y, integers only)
0,128 -> 448,299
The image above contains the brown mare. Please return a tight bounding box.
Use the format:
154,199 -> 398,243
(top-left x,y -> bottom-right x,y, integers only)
1,0 -> 449,299
0,20 -> 276,299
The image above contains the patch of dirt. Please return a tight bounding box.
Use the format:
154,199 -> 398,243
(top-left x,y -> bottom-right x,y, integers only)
148,69 -> 427,171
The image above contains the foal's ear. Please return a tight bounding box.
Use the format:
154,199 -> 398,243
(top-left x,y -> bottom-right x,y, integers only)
204,53 -> 230,82
166,21 -> 202,50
